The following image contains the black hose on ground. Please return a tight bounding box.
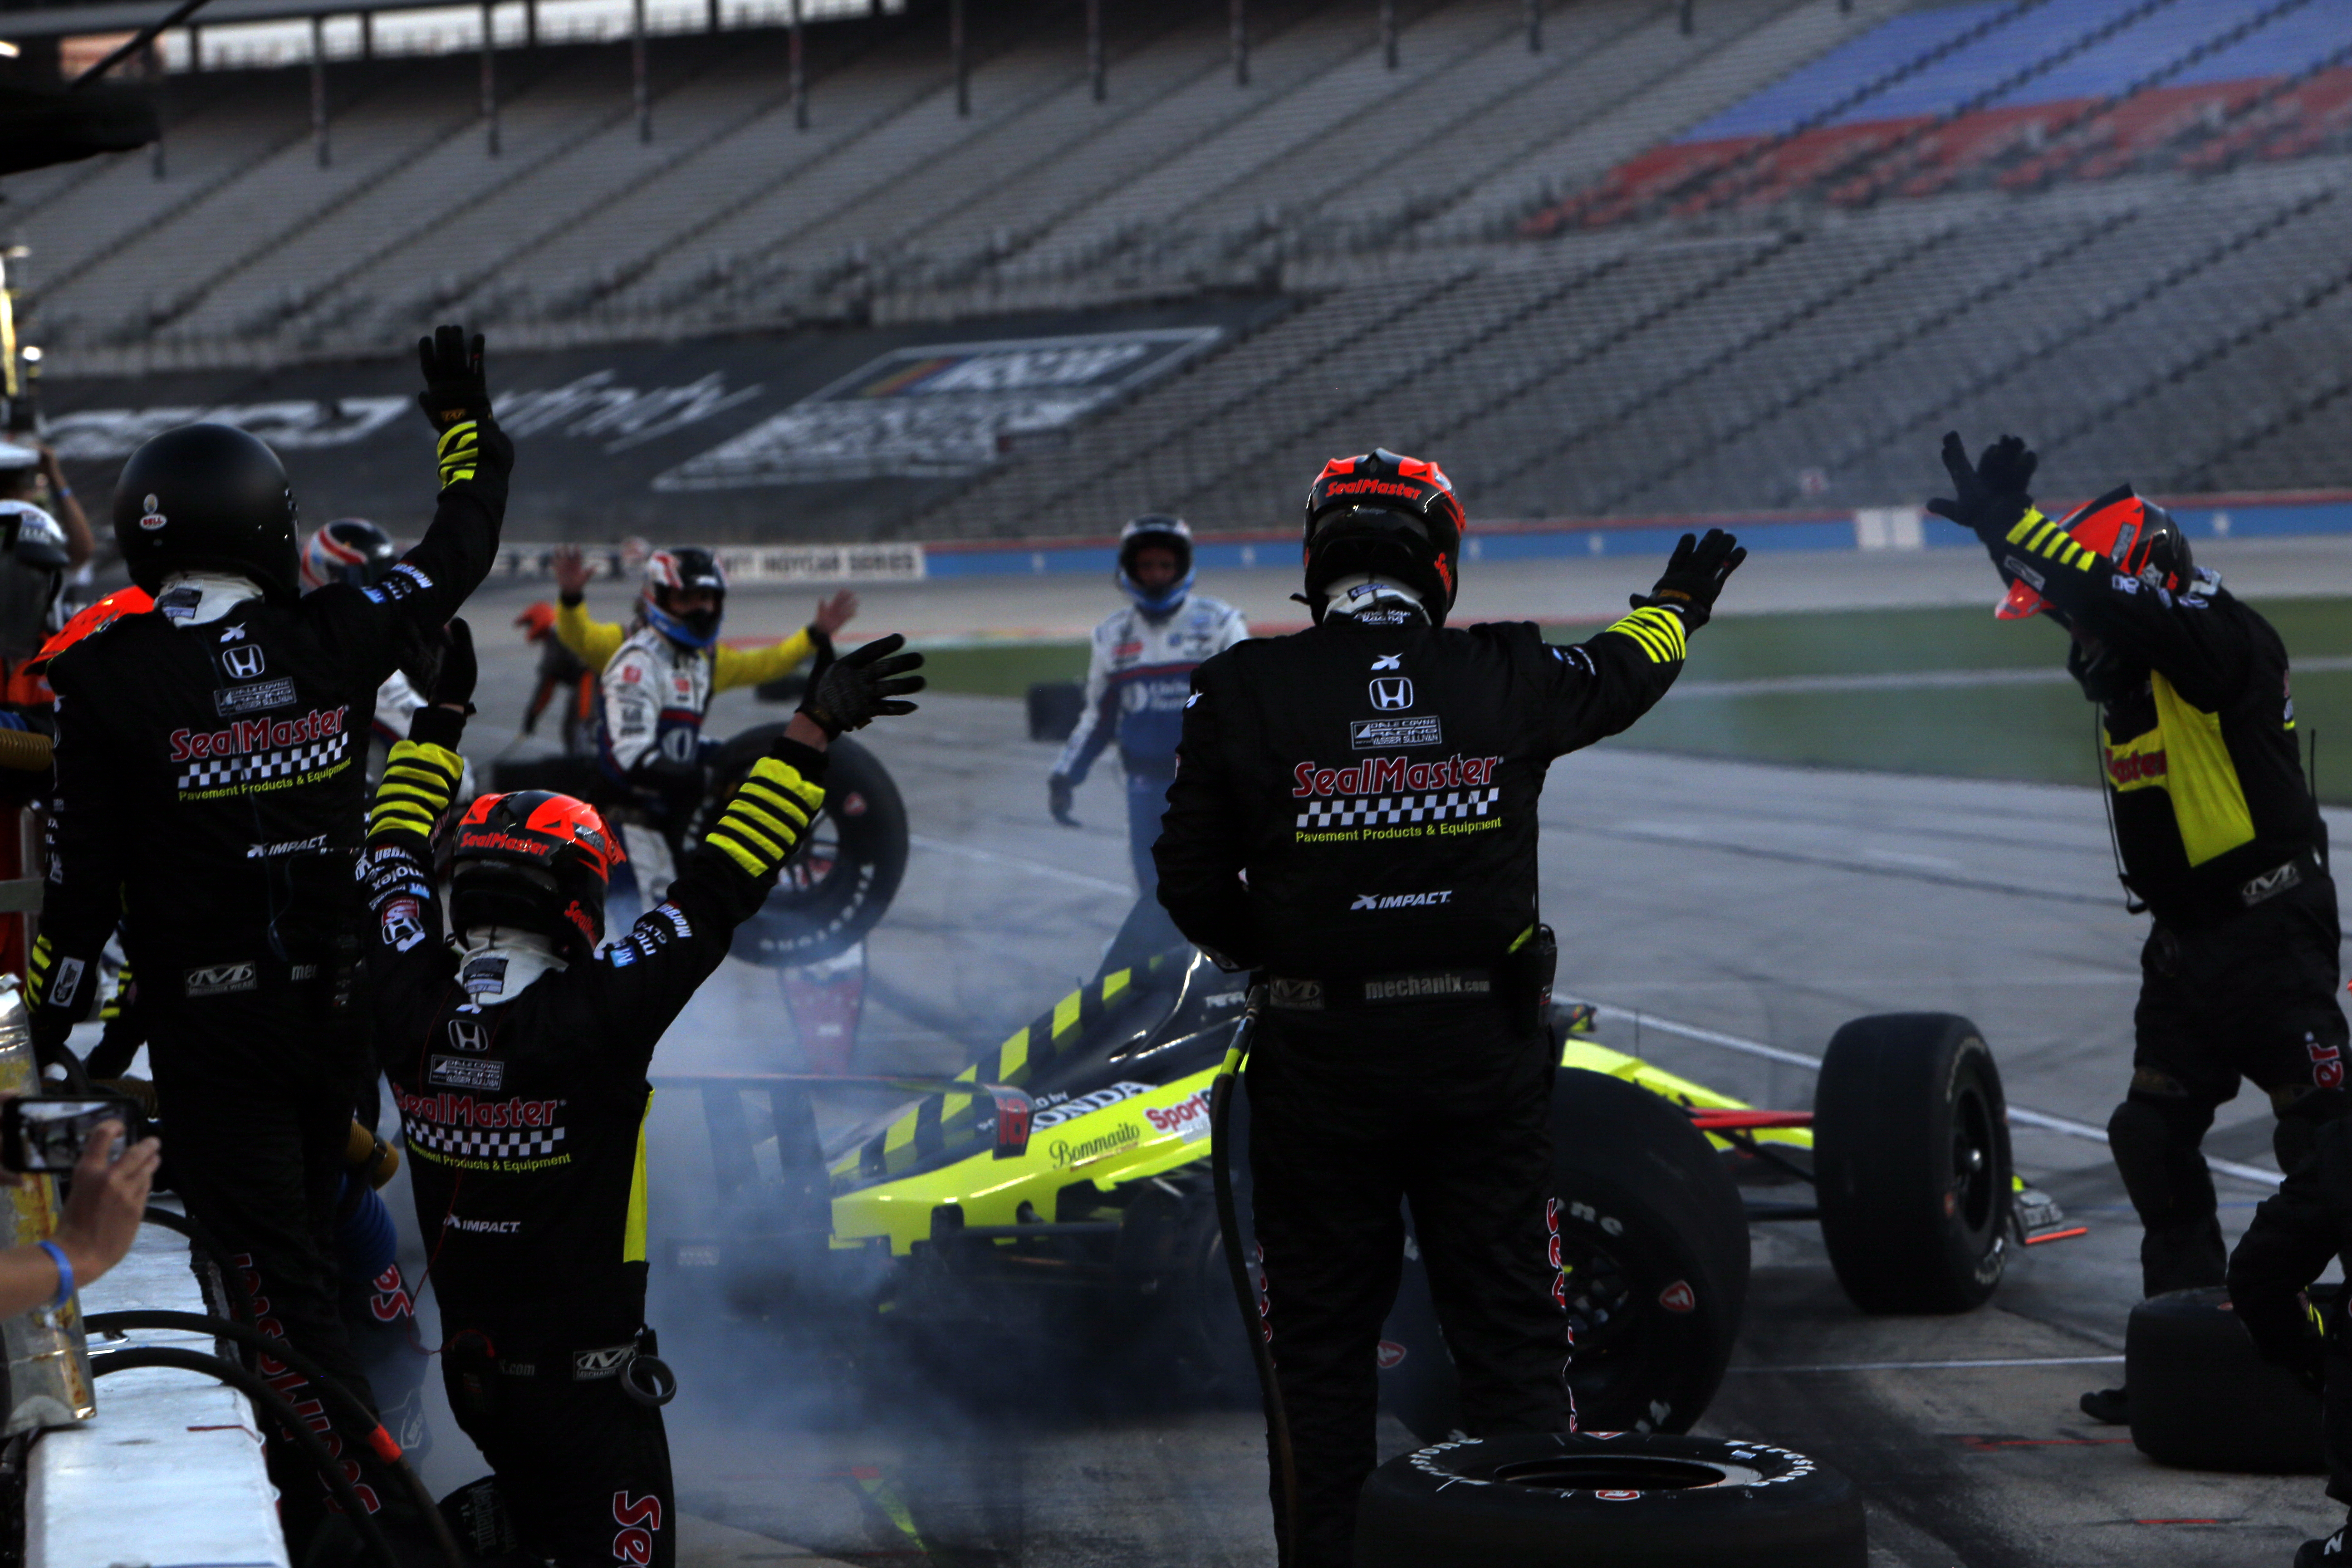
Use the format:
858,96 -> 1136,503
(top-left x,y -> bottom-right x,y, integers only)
89,1343 -> 401,1568
1210,986 -> 1297,1565
85,1309 -> 465,1568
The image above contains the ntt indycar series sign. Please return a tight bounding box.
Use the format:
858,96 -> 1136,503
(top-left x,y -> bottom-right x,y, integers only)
652,328 -> 1223,488
491,540 -> 927,586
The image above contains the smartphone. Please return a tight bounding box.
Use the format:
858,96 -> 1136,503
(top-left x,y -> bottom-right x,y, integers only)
1,1097 -> 142,1173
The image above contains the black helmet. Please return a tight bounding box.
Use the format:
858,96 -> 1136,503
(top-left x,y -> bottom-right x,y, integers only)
1116,514 -> 1194,615
1301,449 -> 1465,627
642,547 -> 727,649
301,519 -> 397,591
449,790 -> 625,964
113,424 -> 299,603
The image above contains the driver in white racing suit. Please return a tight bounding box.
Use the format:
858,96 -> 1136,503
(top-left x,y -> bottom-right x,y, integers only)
1051,516 -> 1246,894
554,545 -> 856,899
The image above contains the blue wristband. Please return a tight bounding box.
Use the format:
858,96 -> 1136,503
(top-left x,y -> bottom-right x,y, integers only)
35,1240 -> 71,1310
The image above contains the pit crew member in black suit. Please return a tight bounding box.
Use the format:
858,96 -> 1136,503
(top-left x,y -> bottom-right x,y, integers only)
2226,1118 -> 2352,1566
1929,431 -> 2346,1429
26,326 -> 510,1540
361,627 -> 921,1568
1154,447 -> 1744,1568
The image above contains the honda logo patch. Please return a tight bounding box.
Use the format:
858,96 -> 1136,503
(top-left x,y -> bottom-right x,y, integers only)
1369,676 -> 1414,711
222,644 -> 266,680
448,1018 -> 492,1054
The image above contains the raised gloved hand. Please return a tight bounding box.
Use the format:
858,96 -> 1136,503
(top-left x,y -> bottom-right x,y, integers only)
797,633 -> 925,739
551,544 -> 592,605
1049,773 -> 1078,828
1926,431 -> 2037,541
429,618 -> 477,712
1629,528 -> 1746,630
416,324 -> 490,433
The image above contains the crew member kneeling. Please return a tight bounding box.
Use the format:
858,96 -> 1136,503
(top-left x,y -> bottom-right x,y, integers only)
360,625 -> 921,1566
1154,449 -> 1744,1568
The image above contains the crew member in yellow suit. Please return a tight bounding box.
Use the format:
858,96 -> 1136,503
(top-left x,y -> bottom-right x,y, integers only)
1929,431 -> 2344,1429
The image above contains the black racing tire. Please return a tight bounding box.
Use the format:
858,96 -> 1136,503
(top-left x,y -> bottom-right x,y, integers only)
690,724 -> 910,967
1027,680 -> 1085,743
1355,1431 -> 1867,1568
1380,1069 -> 1750,1441
1815,1013 -> 2011,1314
2126,1287 -> 2325,1473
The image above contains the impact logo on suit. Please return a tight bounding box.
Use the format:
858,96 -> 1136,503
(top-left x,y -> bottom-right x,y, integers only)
184,962 -> 258,998
1369,676 -> 1414,711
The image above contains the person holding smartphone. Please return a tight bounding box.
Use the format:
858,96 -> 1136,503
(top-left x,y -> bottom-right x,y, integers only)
0,1104 -> 159,1318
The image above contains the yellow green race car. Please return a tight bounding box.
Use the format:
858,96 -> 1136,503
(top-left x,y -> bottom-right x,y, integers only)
656,945 -> 2074,1437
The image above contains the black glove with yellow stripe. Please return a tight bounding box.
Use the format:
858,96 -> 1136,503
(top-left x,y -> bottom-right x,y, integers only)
1628,528 -> 1746,631
417,323 -> 490,431
701,741 -> 828,888
417,323 -> 512,504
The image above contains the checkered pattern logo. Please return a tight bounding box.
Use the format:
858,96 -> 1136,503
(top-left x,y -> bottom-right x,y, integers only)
178,732 -> 351,793
1297,787 -> 1500,829
405,1119 -> 566,1161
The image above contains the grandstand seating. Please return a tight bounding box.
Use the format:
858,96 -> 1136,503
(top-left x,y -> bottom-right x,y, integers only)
8,0 -> 1900,352
13,0 -> 2352,535
1529,0 -> 2352,229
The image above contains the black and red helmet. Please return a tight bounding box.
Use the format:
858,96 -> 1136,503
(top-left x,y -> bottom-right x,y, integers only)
1302,449 -> 1465,626
448,790 -> 625,961
1998,484 -> 2193,620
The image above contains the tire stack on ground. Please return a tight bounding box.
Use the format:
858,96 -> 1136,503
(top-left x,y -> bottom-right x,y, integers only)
1356,1432 -> 1867,1568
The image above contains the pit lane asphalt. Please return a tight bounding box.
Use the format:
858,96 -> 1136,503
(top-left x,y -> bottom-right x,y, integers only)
385,573 -> 2352,1567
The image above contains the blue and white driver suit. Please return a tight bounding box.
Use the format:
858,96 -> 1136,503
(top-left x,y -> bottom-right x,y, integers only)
1056,596 -> 1247,891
